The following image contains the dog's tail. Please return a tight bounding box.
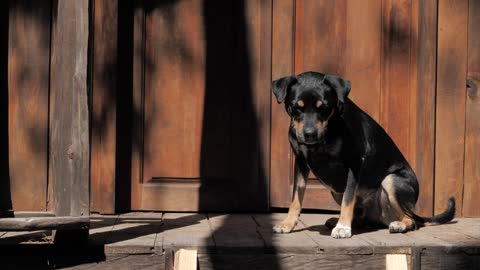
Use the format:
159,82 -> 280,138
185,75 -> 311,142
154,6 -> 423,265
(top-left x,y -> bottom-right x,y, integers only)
405,196 -> 456,225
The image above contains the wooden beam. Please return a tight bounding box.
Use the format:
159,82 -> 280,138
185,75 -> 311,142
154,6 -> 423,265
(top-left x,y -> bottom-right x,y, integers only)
0,216 -> 89,231
49,0 -> 90,217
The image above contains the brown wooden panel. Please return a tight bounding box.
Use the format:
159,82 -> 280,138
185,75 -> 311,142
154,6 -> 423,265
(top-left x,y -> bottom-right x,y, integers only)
463,0 -> 480,217
435,0 -> 468,216
292,0 -> 346,210
294,0 -> 347,75
91,0 -> 118,214
49,0 -> 90,216
345,0 -> 382,122
380,0 -> 412,159
270,0 -> 295,208
409,0 -> 437,217
8,0 -> 51,211
131,3 -> 145,211
139,0 -> 270,211
143,0 -> 208,181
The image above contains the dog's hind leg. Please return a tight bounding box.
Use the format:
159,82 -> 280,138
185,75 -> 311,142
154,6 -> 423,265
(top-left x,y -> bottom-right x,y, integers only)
273,160 -> 309,233
379,174 -> 418,233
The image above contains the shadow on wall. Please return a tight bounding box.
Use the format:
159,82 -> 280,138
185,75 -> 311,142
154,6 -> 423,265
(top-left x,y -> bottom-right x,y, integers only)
0,0 -> 12,211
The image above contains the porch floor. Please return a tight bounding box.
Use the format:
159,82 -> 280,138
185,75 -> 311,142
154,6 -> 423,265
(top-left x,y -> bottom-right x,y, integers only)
0,212 -> 479,269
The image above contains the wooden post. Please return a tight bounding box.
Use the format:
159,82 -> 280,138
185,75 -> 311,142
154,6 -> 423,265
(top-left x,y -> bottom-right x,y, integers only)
49,0 -> 90,217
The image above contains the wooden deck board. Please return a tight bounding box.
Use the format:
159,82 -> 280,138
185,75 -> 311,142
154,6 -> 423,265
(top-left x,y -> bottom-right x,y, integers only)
0,213 -> 478,266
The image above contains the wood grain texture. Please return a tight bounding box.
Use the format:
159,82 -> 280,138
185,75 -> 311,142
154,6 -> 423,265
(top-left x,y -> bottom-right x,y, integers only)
409,0 -> 437,217
49,0 -> 90,216
345,0 -> 382,122
435,0 -> 468,216
198,254 -> 387,270
380,0 -> 412,160
8,0 -> 51,211
131,3 -> 145,211
270,0 -> 295,208
91,0 -> 118,214
292,0 -> 346,210
463,0 -> 480,217
0,216 -> 89,231
139,1 -> 271,211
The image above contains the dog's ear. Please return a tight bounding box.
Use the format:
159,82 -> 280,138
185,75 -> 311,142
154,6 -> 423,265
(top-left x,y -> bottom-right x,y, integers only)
271,76 -> 297,104
324,74 -> 351,104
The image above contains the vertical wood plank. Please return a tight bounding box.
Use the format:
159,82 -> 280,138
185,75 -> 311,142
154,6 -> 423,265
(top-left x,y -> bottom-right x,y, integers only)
131,3 -> 145,211
435,0 -> 468,216
409,0 -> 437,217
380,0 -> 412,159
463,0 -> 480,217
293,0 -> 346,210
8,0 -> 51,211
270,0 -> 294,208
50,0 -> 90,216
345,0 -> 382,122
230,0 -> 271,210
90,0 -> 118,214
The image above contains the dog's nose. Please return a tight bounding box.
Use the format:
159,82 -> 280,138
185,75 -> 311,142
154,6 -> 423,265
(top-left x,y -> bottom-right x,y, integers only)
304,127 -> 316,141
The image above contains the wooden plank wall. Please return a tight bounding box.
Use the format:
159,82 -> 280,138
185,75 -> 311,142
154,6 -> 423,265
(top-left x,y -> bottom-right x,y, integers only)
1,0 -> 479,217
7,0 -> 51,211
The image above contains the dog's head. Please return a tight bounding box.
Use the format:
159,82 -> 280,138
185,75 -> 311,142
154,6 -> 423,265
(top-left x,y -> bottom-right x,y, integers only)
272,71 -> 351,145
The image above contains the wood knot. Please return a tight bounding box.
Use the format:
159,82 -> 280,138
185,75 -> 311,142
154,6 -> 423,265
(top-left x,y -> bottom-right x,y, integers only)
467,79 -> 478,96
67,147 -> 74,159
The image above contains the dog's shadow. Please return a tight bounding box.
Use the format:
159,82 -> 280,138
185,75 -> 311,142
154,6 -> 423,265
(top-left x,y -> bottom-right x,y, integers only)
294,217 -> 381,236
295,217 -> 459,236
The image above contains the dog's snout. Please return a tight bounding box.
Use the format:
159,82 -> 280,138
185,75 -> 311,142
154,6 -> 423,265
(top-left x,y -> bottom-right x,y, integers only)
304,127 -> 316,141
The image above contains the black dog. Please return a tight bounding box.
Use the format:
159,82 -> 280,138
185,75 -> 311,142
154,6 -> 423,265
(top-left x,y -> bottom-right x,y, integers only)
271,71 -> 455,238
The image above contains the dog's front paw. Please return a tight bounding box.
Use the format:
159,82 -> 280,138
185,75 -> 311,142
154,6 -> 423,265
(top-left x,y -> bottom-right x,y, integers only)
331,224 -> 352,238
273,220 -> 297,234
389,221 -> 407,233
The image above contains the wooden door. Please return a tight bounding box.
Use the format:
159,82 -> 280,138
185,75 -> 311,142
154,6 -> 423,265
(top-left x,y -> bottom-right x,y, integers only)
130,1 -> 272,212
270,0 -> 437,216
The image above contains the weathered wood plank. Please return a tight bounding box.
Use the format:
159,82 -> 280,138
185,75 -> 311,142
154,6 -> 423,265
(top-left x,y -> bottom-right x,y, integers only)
0,217 -> 89,231
104,213 -> 162,254
159,213 -> 213,253
463,0 -> 480,217
0,211 -> 55,218
49,0 -> 90,217
421,253 -> 480,270
435,0 -> 468,216
208,214 -> 263,253
198,254 -> 387,270
299,214 -> 374,254
90,0 -> 118,214
8,0 -> 51,211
